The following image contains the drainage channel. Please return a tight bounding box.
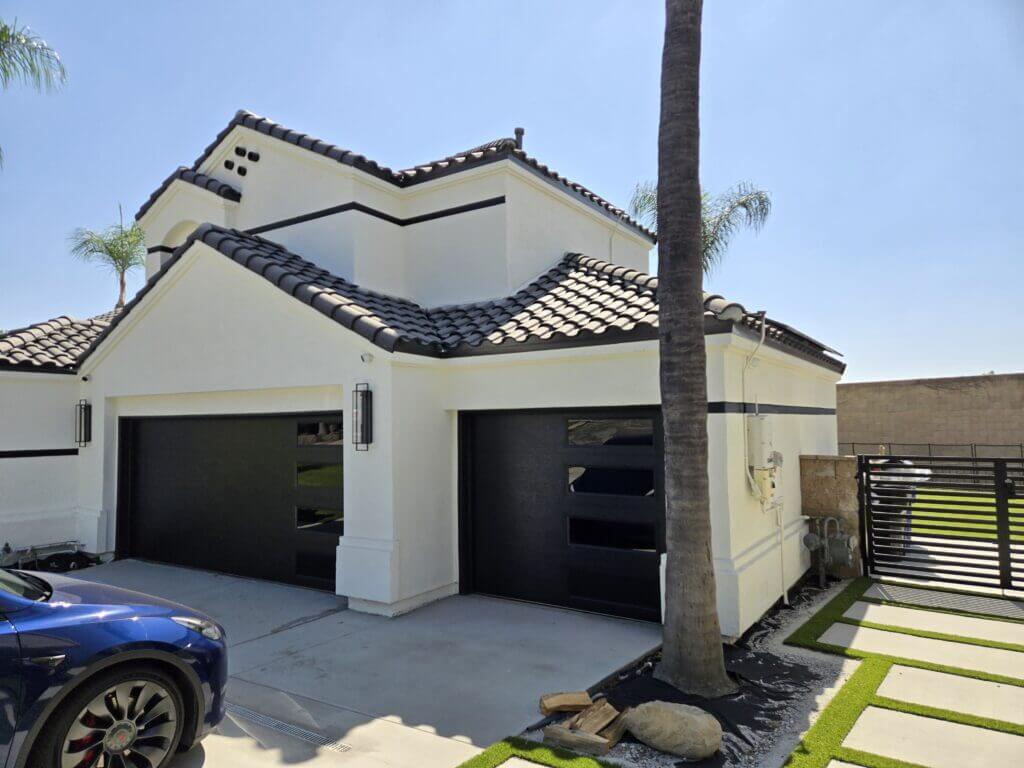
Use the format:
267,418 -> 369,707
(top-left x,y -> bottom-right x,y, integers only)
225,702 -> 352,754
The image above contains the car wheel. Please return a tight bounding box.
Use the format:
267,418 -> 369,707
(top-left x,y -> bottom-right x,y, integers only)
31,664 -> 185,768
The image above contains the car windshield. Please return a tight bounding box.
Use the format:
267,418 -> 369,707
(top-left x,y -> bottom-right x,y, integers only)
0,568 -> 49,601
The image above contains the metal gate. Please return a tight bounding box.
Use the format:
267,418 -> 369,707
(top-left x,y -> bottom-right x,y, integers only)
859,455 -> 1024,592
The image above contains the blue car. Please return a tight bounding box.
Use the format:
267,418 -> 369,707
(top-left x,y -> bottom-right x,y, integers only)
0,567 -> 228,768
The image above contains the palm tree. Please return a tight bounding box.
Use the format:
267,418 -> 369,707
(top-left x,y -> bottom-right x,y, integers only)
630,180 -> 771,274
0,18 -> 67,165
655,0 -> 735,697
70,208 -> 146,309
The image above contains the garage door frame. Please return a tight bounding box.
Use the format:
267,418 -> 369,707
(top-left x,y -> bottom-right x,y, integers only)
457,406 -> 664,619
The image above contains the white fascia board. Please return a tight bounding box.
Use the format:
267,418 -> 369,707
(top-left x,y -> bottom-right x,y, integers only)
390,338 -> 658,370
0,369 -> 78,382
722,327 -> 843,382
137,179 -> 235,233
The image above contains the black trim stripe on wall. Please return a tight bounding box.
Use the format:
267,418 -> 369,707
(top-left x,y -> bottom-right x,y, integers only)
707,402 -> 836,415
146,245 -> 175,255
0,448 -> 79,459
246,195 -> 506,236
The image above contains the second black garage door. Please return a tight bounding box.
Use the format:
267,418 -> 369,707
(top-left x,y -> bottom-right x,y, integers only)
117,412 -> 345,590
461,408 -> 664,621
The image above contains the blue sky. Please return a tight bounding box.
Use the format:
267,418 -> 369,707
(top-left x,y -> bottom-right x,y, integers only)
1,1 -> 1021,382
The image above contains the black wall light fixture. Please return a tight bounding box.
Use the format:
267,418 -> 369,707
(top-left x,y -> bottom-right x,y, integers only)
75,399 -> 92,447
352,383 -> 373,451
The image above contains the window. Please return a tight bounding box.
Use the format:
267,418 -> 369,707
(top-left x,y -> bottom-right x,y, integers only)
297,421 -> 343,446
569,519 -> 656,551
296,507 -> 344,534
568,418 -> 654,447
568,466 -> 655,497
297,463 -> 343,489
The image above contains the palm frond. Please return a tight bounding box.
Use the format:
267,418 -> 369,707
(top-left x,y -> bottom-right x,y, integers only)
0,18 -> 67,92
701,183 -> 771,274
629,180 -> 771,275
629,180 -> 659,229
68,216 -> 147,275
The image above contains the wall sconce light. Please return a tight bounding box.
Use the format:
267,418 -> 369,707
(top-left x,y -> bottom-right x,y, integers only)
352,384 -> 373,451
75,399 -> 92,447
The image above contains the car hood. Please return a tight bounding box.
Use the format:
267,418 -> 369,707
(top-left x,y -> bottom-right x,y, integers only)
31,571 -> 208,618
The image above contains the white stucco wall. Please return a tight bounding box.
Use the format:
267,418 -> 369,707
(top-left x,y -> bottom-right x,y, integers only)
711,336 -> 841,635
0,372 -> 99,550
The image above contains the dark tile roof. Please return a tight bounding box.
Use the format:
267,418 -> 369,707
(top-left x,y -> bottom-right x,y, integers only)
135,167 -> 242,220
0,310 -> 120,372
79,225 -> 842,372
138,110 -> 655,241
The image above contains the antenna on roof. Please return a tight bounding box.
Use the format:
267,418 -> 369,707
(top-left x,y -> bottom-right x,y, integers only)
514,127 -> 524,150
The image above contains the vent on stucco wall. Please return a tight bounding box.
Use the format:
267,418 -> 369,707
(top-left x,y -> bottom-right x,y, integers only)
224,144 -> 259,177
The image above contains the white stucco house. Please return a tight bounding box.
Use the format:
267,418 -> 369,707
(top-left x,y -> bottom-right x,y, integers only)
0,111 -> 844,636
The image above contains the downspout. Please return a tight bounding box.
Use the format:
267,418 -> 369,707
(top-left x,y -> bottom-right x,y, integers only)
740,311 -> 789,606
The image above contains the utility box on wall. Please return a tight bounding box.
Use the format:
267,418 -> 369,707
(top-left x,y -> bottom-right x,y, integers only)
746,414 -> 774,470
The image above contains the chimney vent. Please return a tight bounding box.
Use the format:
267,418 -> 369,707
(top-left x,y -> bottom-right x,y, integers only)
514,127 -> 524,150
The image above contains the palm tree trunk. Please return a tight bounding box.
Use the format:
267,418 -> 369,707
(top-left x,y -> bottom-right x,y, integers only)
117,271 -> 127,309
655,0 -> 735,697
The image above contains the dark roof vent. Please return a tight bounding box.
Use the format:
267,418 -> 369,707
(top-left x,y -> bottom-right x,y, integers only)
514,127 -> 524,150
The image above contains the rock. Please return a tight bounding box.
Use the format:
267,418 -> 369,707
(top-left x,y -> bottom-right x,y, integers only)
622,700 -> 722,760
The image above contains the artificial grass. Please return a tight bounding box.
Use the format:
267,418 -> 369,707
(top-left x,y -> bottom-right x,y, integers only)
457,736 -> 617,768
783,657 -> 899,768
783,580 -> 1024,768
785,577 -> 873,649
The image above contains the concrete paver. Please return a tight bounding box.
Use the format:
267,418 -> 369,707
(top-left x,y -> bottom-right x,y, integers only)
818,622 -> 1024,678
875,665 -> 1024,724
864,583 -> 1024,621
843,601 -> 1024,646
842,707 -> 1024,767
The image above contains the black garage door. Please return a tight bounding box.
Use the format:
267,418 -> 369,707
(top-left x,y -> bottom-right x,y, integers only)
117,412 -> 344,590
460,408 -> 663,621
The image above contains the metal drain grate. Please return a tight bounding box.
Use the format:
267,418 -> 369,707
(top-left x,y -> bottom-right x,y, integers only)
226,702 -> 352,753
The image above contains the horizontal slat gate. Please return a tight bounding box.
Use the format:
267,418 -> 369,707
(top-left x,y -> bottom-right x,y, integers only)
859,455 -> 1023,592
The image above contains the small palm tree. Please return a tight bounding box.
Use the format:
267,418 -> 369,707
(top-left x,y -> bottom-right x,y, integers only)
0,18 -> 67,165
630,180 -> 771,274
70,208 -> 146,309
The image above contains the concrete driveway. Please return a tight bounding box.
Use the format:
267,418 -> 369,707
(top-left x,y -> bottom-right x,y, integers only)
76,560 -> 660,768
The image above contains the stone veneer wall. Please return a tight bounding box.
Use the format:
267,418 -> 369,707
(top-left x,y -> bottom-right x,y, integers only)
800,454 -> 861,578
837,373 -> 1024,448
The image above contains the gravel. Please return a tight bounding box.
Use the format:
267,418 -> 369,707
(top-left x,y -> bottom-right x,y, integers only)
521,578 -> 861,768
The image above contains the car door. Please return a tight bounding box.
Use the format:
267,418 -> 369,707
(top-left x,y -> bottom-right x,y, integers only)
0,616 -> 20,766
